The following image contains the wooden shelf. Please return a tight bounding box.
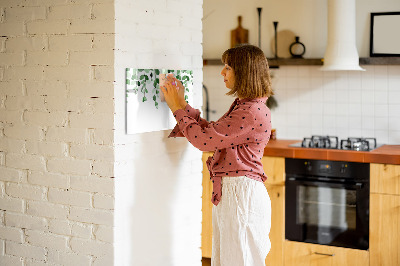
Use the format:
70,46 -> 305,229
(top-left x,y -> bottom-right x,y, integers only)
203,57 -> 400,67
359,57 -> 400,65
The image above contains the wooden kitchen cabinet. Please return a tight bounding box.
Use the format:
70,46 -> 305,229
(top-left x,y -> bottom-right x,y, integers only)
370,163 -> 400,195
201,153 -> 286,265
202,152 -> 213,258
284,241 -> 369,266
370,163 -> 400,266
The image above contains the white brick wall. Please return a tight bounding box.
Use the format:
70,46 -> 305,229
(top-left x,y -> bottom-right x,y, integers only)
0,0 -> 115,265
114,0 -> 203,265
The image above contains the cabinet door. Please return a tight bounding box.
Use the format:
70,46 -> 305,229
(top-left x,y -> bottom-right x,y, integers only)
264,184 -> 284,266
370,163 -> 400,195
284,241 -> 369,266
261,156 -> 285,185
370,193 -> 400,266
202,152 -> 213,258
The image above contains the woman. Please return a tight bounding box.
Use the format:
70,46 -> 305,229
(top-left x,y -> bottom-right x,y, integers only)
161,44 -> 273,266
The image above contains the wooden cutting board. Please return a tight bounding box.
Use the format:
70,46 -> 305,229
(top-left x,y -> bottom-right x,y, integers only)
231,16 -> 249,48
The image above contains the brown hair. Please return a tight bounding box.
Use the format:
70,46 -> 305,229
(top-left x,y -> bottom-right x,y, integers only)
221,44 -> 273,99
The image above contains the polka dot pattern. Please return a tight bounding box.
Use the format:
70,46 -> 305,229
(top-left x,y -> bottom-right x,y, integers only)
168,97 -> 272,206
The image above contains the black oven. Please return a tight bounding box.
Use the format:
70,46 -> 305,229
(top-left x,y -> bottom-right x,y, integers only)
285,158 -> 369,250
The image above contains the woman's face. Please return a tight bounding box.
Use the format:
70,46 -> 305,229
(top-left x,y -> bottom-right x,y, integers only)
220,64 -> 235,89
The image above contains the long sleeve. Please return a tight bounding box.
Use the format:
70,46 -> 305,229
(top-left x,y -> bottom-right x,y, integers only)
168,104 -> 210,138
172,105 -> 257,152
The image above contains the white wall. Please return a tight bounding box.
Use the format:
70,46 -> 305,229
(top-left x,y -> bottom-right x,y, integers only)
0,0 -> 115,265
203,0 -> 400,145
203,0 -> 400,58
113,0 -> 203,265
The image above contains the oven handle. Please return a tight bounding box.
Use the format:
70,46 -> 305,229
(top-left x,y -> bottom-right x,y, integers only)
286,177 -> 364,189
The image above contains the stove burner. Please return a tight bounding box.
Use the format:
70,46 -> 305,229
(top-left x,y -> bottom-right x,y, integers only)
340,137 -> 377,151
295,136 -> 378,151
301,135 -> 339,149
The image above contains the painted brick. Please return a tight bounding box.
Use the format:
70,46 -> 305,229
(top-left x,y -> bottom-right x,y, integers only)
181,42 -> 202,56
69,112 -> 114,129
0,255 -> 24,266
0,211 -> 4,226
69,19 -> 114,34
94,225 -> 113,243
70,144 -> 114,161
0,81 -> 24,96
24,259 -> 49,266
24,111 -> 68,127
93,194 -> 114,210
0,197 -> 24,213
21,0 -> 69,6
0,138 -> 26,155
71,222 -> 92,239
5,36 -> 47,52
0,226 -> 24,243
93,65 -> 114,82
48,4 -> 91,20
6,153 -> 46,171
69,81 -> 114,98
6,183 -> 46,201
4,6 -> 46,22
3,66 -> 44,81
0,110 -> 23,124
0,52 -> 24,66
69,207 -> 113,226
3,125 -> 43,141
49,35 -> 93,52
47,250 -> 91,266
70,175 -> 113,195
48,158 -> 92,176
48,219 -> 71,236
25,81 -> 67,98
5,212 -> 48,231
44,66 -> 91,82
26,51 -> 68,66
26,140 -> 67,157
69,50 -> 113,66
28,171 -> 69,189
4,96 -> 47,111
25,229 -> 69,251
0,22 -> 24,36
70,237 -> 113,257
27,21 -> 69,35
48,188 -> 91,208
89,128 -> 114,146
42,96 -> 82,112
0,37 -> 5,52
92,3 -> 114,20
27,200 -> 69,219
92,34 -> 114,50
6,241 -> 46,261
92,160 -> 113,177
46,127 -> 88,144
93,253 -> 113,266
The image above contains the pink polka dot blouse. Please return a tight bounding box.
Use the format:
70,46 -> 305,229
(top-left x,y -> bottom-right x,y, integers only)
169,97 -> 272,206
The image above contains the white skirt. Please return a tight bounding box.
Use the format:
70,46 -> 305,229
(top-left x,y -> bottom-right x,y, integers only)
212,176 -> 271,266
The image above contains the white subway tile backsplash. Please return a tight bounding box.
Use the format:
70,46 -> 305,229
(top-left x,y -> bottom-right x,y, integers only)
204,65 -> 400,144
388,104 -> 400,117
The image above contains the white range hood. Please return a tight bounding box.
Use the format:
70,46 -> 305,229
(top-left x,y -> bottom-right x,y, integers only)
320,0 -> 365,71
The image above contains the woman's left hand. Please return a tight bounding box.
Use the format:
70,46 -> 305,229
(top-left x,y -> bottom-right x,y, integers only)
160,77 -> 185,113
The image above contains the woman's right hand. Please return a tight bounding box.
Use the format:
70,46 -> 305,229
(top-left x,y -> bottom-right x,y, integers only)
167,75 -> 187,109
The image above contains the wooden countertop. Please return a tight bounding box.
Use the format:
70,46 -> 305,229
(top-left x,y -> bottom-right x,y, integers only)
263,139 -> 400,165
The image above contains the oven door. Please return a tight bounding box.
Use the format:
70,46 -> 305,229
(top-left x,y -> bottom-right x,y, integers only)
285,177 -> 369,250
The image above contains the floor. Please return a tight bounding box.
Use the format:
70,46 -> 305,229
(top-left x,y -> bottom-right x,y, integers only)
202,257 -> 211,266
